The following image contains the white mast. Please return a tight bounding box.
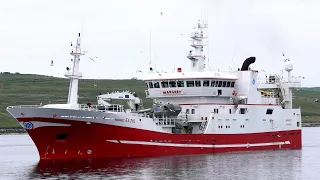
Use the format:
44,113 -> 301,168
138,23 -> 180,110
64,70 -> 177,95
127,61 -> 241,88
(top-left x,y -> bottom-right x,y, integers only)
187,20 -> 208,72
284,55 -> 294,109
65,33 -> 84,108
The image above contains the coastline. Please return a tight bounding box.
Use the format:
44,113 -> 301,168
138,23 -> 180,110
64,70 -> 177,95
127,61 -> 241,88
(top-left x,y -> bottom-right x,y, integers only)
1,123 -> 319,135
0,127 -> 26,134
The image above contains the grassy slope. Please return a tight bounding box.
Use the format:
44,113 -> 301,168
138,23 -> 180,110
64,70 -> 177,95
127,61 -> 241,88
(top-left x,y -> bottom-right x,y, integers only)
0,74 -> 152,127
1,74 -> 320,127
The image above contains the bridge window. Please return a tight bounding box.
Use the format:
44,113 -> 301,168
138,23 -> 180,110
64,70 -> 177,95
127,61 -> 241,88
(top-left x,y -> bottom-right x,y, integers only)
210,80 -> 215,87
203,80 -> 210,87
186,109 -> 190,114
186,81 -> 194,87
177,81 -> 184,87
226,81 -> 231,87
161,81 -> 169,88
154,82 -> 160,88
222,81 -> 226,87
218,81 -> 222,87
266,109 -> 273,115
169,81 -> 176,87
191,109 -> 195,114
231,82 -> 235,87
195,80 -> 201,87
148,82 -> 154,88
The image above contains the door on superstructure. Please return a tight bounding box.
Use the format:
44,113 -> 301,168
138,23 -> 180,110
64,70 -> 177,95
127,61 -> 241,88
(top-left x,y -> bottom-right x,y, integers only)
212,138 -> 216,154
270,119 -> 275,143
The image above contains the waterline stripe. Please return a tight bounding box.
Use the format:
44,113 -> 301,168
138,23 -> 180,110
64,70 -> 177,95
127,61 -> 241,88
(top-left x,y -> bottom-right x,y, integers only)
106,140 -> 291,148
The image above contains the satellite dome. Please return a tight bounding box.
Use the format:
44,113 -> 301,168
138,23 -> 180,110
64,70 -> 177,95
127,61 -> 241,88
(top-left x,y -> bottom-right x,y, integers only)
284,59 -> 293,72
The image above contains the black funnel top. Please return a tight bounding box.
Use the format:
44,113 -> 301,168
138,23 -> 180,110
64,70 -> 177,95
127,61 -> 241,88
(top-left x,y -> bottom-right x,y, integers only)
241,57 -> 256,71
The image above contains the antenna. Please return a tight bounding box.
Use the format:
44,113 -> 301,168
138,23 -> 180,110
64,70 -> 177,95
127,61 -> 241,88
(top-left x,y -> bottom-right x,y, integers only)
229,41 -> 237,71
81,15 -> 85,38
205,12 -> 211,71
149,28 -> 152,67
231,47 -> 236,63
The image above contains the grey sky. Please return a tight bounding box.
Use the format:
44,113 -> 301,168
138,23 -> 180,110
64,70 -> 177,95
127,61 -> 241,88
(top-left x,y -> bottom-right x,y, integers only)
0,0 -> 319,87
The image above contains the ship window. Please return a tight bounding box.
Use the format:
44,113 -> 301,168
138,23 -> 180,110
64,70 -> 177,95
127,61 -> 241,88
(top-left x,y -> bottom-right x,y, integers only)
177,81 -> 184,87
186,81 -> 194,87
222,81 -> 226,87
186,109 -> 190,114
148,82 -> 154,88
240,108 -> 247,114
297,122 -> 300,127
191,109 -> 195,114
195,80 -> 201,87
226,81 -> 231,87
231,82 -> 235,87
214,108 -> 219,114
169,81 -> 176,87
161,81 -> 169,88
218,81 -> 222,87
229,109 -> 231,114
56,134 -> 68,140
154,82 -> 160,88
266,109 -> 273,114
203,80 -> 210,87
218,89 -> 222,95
210,80 -> 215,87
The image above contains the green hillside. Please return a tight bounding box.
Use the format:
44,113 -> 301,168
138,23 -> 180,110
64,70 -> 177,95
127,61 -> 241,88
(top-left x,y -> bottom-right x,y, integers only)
1,73 -> 320,127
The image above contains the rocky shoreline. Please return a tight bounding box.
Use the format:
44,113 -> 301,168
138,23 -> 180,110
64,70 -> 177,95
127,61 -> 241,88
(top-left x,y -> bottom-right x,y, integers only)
0,127 -> 26,134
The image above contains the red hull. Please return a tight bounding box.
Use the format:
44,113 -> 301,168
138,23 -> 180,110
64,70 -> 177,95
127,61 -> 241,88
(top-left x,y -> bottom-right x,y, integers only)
18,118 -> 302,160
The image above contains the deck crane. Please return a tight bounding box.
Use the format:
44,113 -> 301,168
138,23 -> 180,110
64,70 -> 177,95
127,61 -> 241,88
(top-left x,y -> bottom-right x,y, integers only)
96,91 -> 143,111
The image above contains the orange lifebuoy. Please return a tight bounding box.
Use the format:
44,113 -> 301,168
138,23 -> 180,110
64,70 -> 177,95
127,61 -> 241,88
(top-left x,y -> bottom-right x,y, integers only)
232,90 -> 237,96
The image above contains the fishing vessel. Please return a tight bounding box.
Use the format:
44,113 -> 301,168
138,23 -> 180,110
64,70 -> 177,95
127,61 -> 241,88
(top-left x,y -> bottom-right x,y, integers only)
6,21 -> 302,160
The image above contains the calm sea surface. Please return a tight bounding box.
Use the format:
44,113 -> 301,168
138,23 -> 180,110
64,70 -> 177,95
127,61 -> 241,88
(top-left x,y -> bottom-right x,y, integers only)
1,127 -> 320,180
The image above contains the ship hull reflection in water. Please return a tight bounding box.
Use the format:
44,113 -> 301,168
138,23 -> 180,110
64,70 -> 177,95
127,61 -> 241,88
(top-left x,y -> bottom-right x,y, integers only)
31,150 -> 302,179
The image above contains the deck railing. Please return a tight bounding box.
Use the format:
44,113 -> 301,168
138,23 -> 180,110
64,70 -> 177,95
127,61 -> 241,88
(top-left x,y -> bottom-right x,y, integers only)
259,77 -> 301,84
7,105 -> 42,109
154,118 -> 177,127
79,104 -> 127,113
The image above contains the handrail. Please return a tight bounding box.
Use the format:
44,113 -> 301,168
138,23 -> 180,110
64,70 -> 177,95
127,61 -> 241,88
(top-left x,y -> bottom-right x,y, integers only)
153,118 -> 178,127
7,105 -> 42,108
259,77 -> 301,84
79,104 -> 125,113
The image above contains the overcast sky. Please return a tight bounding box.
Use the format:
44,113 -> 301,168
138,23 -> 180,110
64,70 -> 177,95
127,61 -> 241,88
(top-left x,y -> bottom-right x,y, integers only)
0,0 -> 319,87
